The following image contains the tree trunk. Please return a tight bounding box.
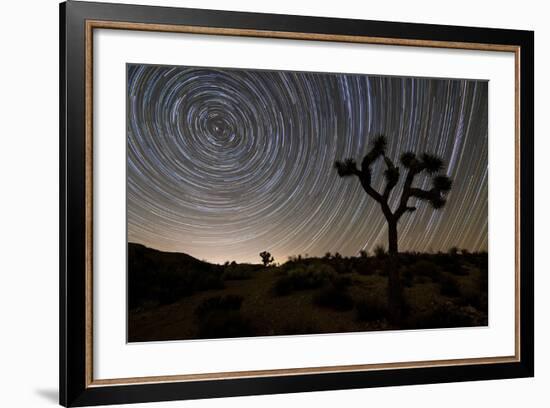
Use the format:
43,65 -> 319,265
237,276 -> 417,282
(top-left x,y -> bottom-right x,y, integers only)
388,219 -> 398,255
386,218 -> 403,324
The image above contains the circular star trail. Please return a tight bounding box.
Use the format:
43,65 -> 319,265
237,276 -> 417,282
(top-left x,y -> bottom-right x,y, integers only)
127,64 -> 488,264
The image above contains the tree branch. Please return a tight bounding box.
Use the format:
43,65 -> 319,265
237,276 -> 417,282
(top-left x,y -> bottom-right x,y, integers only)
394,167 -> 416,219
409,187 -> 447,209
359,172 -> 384,203
382,156 -> 399,200
334,159 -> 384,202
361,134 -> 387,174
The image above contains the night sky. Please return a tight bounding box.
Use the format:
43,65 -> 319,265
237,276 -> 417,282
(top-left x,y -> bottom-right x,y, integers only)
127,64 -> 488,264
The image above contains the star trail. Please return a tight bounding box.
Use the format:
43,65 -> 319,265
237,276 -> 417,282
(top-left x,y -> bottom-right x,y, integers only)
127,64 -> 488,264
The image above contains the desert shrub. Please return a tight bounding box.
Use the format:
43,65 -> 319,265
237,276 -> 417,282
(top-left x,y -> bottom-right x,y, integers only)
357,267 -> 374,276
446,262 -> 468,276
326,255 -> 353,274
197,310 -> 254,339
273,264 -> 335,295
174,266 -> 224,292
439,274 -> 461,297
298,264 -> 336,285
273,276 -> 294,295
457,290 -> 488,312
194,295 -> 253,339
409,301 -> 482,329
397,252 -> 417,266
355,296 -> 388,322
332,275 -> 353,289
468,251 -> 488,269
448,246 -> 459,256
195,295 -> 244,318
408,260 -> 442,282
435,253 -> 468,276
374,245 -> 386,258
314,285 -> 354,311
456,276 -> 487,312
354,256 -> 374,276
334,261 -> 354,274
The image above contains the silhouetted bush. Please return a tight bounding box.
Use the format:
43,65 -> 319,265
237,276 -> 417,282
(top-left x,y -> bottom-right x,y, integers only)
334,260 -> 354,274
332,275 -> 353,289
408,301 -> 482,329
397,252 -> 418,266
314,285 -> 354,311
273,277 -> 293,296
353,254 -> 374,275
439,274 -> 461,297
355,296 -> 388,322
374,245 -> 386,258
448,246 -> 459,256
357,267 -> 374,276
408,260 -> 442,282
194,295 -> 253,339
469,251 -> 488,268
273,264 -> 336,295
447,262 -> 468,276
457,290 -> 488,312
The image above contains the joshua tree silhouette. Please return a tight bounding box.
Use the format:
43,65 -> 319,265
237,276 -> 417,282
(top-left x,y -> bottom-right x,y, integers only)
335,134 -> 452,321
259,251 -> 275,267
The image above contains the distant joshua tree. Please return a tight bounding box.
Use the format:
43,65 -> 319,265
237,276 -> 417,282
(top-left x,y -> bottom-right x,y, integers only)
259,251 -> 275,267
335,134 -> 452,321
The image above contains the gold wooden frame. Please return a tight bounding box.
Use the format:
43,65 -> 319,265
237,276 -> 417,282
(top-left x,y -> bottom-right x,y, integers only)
84,20 -> 522,388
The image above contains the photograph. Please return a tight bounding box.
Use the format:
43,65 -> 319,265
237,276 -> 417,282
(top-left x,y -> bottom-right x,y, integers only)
127,64 -> 489,342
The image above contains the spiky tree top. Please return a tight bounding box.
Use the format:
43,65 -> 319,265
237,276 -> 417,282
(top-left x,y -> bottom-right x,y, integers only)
334,135 -> 452,220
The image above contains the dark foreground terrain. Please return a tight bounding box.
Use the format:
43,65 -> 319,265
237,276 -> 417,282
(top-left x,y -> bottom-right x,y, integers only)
128,243 -> 488,342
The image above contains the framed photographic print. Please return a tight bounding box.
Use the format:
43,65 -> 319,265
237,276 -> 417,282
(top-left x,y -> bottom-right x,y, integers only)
60,1 -> 534,406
